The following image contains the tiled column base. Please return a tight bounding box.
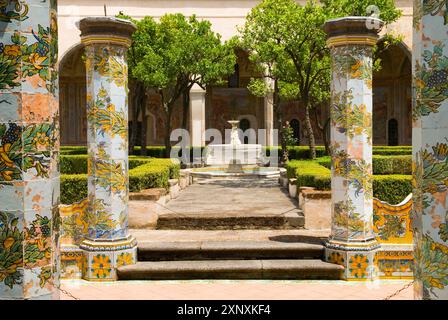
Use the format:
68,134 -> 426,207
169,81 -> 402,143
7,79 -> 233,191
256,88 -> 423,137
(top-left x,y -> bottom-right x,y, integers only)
325,240 -> 380,281
80,236 -> 137,281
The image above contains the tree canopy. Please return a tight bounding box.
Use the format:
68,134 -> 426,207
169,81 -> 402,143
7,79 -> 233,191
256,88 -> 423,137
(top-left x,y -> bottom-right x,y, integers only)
240,0 -> 402,159
119,13 -> 236,154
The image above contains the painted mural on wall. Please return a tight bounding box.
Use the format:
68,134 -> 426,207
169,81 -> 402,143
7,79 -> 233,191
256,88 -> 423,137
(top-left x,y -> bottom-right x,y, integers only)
0,0 -> 60,299
413,0 -> 448,299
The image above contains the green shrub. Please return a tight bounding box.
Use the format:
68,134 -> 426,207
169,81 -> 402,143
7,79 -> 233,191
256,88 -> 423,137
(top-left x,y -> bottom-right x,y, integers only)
60,157 -> 180,204
133,146 -> 167,158
132,146 -> 205,160
146,158 -> 180,179
372,146 -> 411,155
266,146 -> 411,160
60,174 -> 88,204
60,155 -> 88,174
373,155 -> 411,175
315,155 -> 412,174
129,164 -> 170,192
288,146 -> 328,159
60,146 -> 88,155
317,156 -> 331,169
373,175 -> 412,205
285,160 -> 412,204
286,160 -> 331,190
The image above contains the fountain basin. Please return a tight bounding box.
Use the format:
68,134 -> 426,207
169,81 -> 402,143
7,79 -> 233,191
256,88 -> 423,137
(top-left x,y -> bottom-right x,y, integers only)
205,144 -> 264,166
187,166 -> 285,178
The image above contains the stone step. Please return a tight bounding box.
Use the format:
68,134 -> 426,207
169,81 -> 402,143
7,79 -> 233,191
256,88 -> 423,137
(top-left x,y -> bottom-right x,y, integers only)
137,240 -> 325,261
117,259 -> 344,280
156,211 -> 305,230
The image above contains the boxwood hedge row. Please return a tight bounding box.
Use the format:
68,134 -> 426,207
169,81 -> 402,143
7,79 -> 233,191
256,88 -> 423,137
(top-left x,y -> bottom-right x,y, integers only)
286,159 -> 412,205
60,156 -> 180,204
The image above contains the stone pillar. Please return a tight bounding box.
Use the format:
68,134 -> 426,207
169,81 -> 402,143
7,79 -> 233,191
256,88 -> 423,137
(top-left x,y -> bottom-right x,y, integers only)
0,1 -> 60,299
412,2 -> 448,300
190,83 -> 206,147
324,17 -> 383,280
78,17 -> 137,281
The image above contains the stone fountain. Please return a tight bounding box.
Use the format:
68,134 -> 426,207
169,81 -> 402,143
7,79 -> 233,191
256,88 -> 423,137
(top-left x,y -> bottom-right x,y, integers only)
205,120 -> 263,168
188,120 -> 284,178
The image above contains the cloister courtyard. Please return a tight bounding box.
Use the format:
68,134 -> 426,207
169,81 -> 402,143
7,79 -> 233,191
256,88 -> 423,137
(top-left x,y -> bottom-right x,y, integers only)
1,0 -> 448,302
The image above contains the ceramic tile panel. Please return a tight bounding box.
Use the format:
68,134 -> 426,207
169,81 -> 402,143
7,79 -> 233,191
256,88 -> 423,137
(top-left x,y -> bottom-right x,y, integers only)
413,0 -> 448,300
0,0 -> 59,300
324,17 -> 382,280
78,17 -> 137,281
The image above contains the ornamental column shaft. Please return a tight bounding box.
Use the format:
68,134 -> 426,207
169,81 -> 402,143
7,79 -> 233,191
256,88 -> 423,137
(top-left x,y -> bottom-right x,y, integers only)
0,0 -> 60,299
412,2 -> 448,299
78,17 -> 137,281
324,17 -> 383,280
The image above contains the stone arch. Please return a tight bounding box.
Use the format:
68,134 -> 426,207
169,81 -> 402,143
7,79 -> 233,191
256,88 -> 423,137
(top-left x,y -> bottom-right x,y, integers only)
373,39 -> 412,146
59,43 -> 87,146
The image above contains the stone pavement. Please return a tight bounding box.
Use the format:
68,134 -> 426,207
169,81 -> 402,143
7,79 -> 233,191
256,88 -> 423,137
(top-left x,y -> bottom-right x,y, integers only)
60,279 -> 413,300
158,178 -> 297,217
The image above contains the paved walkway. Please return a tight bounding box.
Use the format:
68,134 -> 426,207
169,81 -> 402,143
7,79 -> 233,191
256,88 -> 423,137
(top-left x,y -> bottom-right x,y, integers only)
60,279 -> 414,300
158,178 -> 298,217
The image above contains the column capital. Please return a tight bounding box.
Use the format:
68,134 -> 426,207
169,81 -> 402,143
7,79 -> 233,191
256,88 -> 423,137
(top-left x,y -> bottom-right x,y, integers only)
79,17 -> 137,48
324,16 -> 384,48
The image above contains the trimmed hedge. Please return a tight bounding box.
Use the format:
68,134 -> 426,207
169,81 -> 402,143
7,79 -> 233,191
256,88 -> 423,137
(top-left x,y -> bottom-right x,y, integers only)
61,155 -> 88,174
373,155 -> 411,175
315,155 -> 411,175
61,146 -> 88,155
61,145 -> 412,160
60,174 -> 88,204
60,157 -> 180,204
371,146 -> 411,156
286,160 -> 412,205
128,163 -> 170,192
373,175 -> 413,205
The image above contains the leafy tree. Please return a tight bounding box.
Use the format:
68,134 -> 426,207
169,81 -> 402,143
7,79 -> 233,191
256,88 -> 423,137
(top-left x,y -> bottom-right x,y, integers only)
321,0 -> 401,24
241,0 -> 402,160
125,13 -> 236,156
117,13 -> 156,155
240,0 -> 329,160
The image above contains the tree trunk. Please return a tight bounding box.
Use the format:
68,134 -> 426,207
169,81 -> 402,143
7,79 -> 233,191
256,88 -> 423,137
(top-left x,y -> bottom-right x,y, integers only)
322,118 -> 330,156
273,80 -> 288,164
129,81 -> 143,155
140,93 -> 148,156
164,105 -> 173,158
313,105 -> 331,156
304,102 -> 316,160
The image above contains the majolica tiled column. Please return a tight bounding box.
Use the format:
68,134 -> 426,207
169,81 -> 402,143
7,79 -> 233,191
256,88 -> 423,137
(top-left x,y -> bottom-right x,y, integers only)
413,2 -> 448,300
78,17 -> 137,281
324,17 -> 383,280
0,0 -> 60,299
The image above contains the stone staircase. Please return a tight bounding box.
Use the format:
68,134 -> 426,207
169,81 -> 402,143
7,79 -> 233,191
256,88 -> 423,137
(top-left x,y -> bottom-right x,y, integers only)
120,177 -> 342,281
117,238 -> 343,280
